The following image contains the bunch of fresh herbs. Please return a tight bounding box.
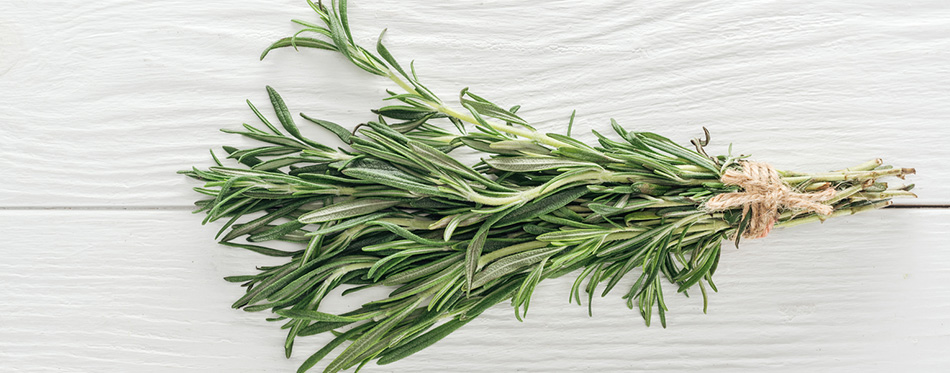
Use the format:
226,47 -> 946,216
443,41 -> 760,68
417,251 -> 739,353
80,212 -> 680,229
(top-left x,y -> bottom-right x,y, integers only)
180,1 -> 916,372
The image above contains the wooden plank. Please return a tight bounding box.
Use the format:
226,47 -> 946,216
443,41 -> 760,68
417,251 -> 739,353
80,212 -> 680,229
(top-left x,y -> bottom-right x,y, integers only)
0,0 -> 950,206
1,1 -> 947,206
1,209 -> 947,371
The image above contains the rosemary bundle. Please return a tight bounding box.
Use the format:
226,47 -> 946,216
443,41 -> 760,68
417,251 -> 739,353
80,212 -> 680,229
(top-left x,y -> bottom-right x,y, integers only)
181,1 -> 916,372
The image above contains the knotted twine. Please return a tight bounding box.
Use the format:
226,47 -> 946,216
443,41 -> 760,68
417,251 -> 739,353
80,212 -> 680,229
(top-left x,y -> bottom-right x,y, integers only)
704,161 -> 836,239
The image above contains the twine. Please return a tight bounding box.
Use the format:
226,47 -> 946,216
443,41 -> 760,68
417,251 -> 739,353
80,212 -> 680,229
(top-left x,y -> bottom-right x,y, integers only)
704,161 -> 836,239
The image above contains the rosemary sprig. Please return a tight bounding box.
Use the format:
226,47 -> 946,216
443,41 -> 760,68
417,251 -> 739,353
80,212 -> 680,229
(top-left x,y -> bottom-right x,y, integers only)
180,1 -> 917,372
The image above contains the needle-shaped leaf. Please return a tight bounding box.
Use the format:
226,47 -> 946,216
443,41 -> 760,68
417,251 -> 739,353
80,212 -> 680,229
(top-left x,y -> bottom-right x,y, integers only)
248,220 -> 308,242
221,128 -> 312,149
218,241 -> 300,257
459,89 -> 528,126
260,37 -> 338,60
228,146 -> 299,161
462,277 -> 523,319
342,159 -> 457,198
337,0 -> 355,45
536,229 -> 611,242
298,199 -> 399,224
375,29 -> 410,80
276,309 -> 363,322
495,186 -> 588,227
546,133 -> 595,150
484,156 -> 598,172
324,0 -> 352,61
221,197 -> 321,242
368,247 -> 451,279
373,105 -> 437,121
465,208 -> 516,293
295,323 -> 373,373
596,224 -> 674,258
376,318 -> 472,365
266,86 -> 333,151
306,212 -> 391,236
636,132 -> 720,174
407,141 -> 507,190
553,146 -> 622,164
299,113 -> 353,144
471,246 -> 561,289
513,256 -> 547,321
367,221 -> 448,246
382,252 -> 463,286
324,297 -> 424,373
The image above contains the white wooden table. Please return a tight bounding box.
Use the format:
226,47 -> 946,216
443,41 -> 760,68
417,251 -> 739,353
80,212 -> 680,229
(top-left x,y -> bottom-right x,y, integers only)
2,1 -> 949,372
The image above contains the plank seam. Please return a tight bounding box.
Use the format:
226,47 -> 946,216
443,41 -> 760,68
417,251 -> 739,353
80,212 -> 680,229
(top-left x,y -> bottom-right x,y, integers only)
0,206 -> 195,211
0,205 -> 946,210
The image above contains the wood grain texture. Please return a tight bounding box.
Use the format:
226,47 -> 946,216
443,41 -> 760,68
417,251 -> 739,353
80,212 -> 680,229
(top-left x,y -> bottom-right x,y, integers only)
1,209 -> 947,372
1,0 -> 948,206
2,1 -> 949,372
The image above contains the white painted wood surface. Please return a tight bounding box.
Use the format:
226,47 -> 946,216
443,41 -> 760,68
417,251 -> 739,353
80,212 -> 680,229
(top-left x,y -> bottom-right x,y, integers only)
2,1 -> 949,372
1,0 -> 948,206
2,210 -> 949,372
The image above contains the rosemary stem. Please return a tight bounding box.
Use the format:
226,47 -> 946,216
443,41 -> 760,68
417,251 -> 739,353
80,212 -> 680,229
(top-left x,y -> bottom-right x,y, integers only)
386,71 -> 421,98
855,190 -> 918,199
383,71 -> 573,149
779,158 -> 884,177
468,170 -> 665,206
838,158 -> 883,172
774,200 -> 892,229
441,106 -> 572,148
675,165 -> 707,172
803,182 -> 832,191
823,181 -> 871,205
783,168 -> 913,184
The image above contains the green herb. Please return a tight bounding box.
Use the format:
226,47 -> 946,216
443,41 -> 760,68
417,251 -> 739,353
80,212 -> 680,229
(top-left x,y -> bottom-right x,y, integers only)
180,1 -> 916,371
